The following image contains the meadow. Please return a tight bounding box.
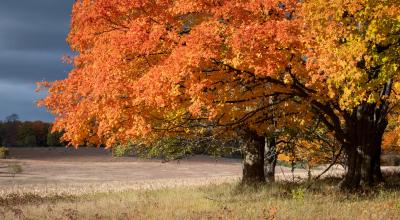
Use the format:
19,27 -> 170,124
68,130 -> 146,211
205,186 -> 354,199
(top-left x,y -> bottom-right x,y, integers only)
1,179 -> 400,220
1,148 -> 399,220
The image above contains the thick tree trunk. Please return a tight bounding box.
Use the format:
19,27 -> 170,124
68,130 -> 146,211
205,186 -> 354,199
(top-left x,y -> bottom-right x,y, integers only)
372,148 -> 384,183
241,130 -> 265,185
340,103 -> 387,190
264,136 -> 277,182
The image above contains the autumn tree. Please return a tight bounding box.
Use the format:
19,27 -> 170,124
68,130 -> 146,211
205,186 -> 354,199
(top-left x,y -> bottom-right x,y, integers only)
300,0 -> 400,189
2,114 -> 21,147
39,0 -> 306,184
47,130 -> 64,146
0,115 -> 63,148
39,0 -> 400,189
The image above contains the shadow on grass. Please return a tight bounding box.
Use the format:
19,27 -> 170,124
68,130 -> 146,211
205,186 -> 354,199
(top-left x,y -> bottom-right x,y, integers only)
206,170 -> 400,203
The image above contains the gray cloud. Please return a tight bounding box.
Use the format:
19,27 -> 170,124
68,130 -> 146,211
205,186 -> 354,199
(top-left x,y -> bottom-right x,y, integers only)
0,50 -> 69,83
0,1 -> 72,52
0,0 -> 74,121
0,80 -> 52,121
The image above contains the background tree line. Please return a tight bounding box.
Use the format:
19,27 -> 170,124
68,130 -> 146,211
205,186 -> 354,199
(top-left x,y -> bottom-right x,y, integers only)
0,114 -> 64,147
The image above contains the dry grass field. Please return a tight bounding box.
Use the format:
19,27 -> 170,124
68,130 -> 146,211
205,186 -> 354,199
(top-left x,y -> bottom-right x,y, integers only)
0,147 -> 399,219
0,147 -> 243,197
0,147 -> 347,196
1,180 -> 400,220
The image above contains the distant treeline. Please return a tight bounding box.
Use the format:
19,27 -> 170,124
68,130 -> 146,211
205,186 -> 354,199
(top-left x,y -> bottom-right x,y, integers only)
0,114 -> 64,147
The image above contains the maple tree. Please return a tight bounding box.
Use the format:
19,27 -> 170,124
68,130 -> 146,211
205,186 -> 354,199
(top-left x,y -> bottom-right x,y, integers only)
300,0 -> 400,189
39,0 -> 400,189
39,0 -> 305,184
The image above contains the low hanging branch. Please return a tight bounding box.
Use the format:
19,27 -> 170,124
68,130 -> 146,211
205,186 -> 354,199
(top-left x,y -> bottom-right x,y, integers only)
309,145 -> 344,185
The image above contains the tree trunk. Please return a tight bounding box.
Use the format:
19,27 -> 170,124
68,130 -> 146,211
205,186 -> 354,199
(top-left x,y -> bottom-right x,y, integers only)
340,103 -> 387,190
241,130 -> 266,185
264,136 -> 277,182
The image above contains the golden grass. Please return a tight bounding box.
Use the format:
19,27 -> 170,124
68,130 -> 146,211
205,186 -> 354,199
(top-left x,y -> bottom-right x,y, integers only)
1,179 -> 400,220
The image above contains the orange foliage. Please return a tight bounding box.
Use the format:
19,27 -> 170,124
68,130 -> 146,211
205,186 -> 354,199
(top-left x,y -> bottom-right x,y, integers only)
39,0 -> 308,147
38,0 -> 400,154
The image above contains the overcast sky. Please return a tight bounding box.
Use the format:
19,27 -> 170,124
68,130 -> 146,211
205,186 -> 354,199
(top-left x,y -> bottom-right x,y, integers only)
0,1 -> 74,122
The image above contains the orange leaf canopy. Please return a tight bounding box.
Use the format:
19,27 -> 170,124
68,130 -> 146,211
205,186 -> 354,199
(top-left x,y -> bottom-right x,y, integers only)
41,0 -> 400,149
39,0 -> 309,147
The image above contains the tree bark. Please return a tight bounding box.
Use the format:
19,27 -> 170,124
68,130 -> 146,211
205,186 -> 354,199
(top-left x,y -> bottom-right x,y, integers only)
264,136 -> 277,182
339,103 -> 387,190
241,130 -> 266,185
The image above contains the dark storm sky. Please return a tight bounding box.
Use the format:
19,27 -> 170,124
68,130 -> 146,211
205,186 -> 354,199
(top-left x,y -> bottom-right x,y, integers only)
0,1 -> 75,122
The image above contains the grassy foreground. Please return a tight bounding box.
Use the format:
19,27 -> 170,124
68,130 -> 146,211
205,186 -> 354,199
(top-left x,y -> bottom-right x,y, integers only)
1,179 -> 400,220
